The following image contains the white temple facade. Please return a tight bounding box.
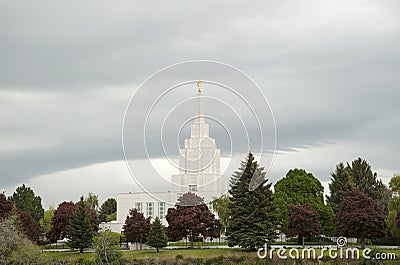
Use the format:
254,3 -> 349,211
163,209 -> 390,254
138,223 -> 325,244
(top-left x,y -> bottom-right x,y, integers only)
102,82 -> 227,232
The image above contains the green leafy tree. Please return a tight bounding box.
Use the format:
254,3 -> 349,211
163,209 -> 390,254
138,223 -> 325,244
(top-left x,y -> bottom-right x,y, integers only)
94,229 -> 121,265
85,192 -> 99,211
286,204 -> 321,247
123,208 -> 150,249
39,207 -> 54,234
99,198 -> 117,222
212,194 -> 230,235
389,174 -> 400,192
0,214 -> 44,263
9,184 -> 44,224
147,217 -> 168,252
386,174 -> 400,240
275,168 -> 334,235
68,197 -> 95,253
335,189 -> 386,248
226,152 -> 280,250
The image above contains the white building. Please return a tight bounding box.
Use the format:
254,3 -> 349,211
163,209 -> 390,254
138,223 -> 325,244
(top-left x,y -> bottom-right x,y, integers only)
102,82 -> 227,232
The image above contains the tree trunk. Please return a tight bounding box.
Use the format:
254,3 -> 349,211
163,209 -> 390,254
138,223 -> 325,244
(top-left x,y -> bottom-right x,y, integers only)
80,247 -> 83,253
140,238 -> 142,250
190,237 -> 194,248
360,237 -> 365,249
156,247 -> 159,252
302,234 -> 305,248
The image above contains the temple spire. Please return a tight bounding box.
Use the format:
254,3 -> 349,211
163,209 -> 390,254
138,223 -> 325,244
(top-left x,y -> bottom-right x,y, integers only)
191,80 -> 208,138
197,80 -> 202,94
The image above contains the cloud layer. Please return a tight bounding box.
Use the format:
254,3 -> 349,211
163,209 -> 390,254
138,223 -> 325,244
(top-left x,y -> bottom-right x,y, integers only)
1,0 -> 399,206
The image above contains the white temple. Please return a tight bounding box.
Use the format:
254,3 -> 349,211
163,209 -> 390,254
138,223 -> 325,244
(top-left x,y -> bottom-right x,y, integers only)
103,82 -> 227,232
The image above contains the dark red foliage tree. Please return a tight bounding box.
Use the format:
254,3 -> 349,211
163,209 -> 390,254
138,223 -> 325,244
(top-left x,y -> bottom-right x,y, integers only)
46,201 -> 77,242
166,193 -> 221,248
335,189 -> 386,248
16,208 -> 40,241
123,208 -> 150,249
286,204 -> 321,247
0,193 -> 13,219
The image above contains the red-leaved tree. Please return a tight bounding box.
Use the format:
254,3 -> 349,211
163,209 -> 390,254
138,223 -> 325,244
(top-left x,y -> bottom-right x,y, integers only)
0,193 -> 13,219
46,201 -> 77,242
123,208 -> 151,249
166,193 -> 221,248
16,208 -> 40,241
335,189 -> 386,248
286,204 -> 321,247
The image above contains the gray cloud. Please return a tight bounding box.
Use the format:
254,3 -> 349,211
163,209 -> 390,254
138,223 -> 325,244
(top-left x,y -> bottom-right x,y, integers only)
1,0 -> 399,203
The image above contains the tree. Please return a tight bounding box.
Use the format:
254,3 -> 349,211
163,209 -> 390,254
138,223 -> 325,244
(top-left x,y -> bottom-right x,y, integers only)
275,168 -> 334,236
39,207 -> 55,234
1,193 -> 40,241
99,198 -> 117,223
0,214 -> 44,263
147,217 -> 168,252
46,201 -> 77,242
389,174 -> 400,192
328,158 -> 390,214
335,189 -> 386,248
386,174 -> 400,240
16,208 -> 40,241
123,208 -> 150,249
212,194 -> 231,235
226,152 -> 280,250
94,229 -> 121,265
9,184 -> 44,224
0,193 -> 13,219
85,192 -> 99,211
286,204 -> 321,247
166,192 -> 221,248
350,158 -> 389,213
327,163 -> 353,213
68,197 -> 95,253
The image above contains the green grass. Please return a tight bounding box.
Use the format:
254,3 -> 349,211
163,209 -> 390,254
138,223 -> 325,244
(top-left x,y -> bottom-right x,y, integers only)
168,241 -> 228,246
121,248 -> 246,259
43,247 -> 400,264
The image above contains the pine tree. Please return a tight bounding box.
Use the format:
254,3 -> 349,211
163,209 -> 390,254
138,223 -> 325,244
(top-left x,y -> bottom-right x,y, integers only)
226,152 -> 280,250
147,217 -> 168,252
68,197 -> 94,253
327,163 -> 353,213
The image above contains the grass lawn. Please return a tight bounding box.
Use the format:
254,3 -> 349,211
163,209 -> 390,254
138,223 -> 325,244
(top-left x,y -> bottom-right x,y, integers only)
121,248 -> 247,259
44,247 -> 400,264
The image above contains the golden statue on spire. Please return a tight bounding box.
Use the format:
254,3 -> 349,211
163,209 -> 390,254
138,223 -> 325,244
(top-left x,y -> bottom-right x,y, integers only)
197,80 -> 202,93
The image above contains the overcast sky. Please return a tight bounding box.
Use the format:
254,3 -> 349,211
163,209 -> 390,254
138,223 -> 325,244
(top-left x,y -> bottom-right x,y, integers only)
1,0 -> 399,208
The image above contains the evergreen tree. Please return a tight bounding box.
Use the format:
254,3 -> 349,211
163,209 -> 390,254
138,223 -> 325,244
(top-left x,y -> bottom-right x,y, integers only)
67,197 -> 94,253
9,184 -> 44,224
328,158 -> 390,214
327,163 -> 353,213
226,152 -> 279,250
147,217 -> 168,252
